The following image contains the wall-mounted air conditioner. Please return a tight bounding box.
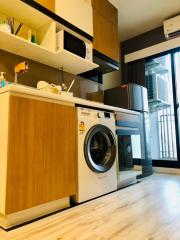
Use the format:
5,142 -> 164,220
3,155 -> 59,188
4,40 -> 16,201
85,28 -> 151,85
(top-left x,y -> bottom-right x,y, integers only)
164,15 -> 180,39
146,74 -> 169,104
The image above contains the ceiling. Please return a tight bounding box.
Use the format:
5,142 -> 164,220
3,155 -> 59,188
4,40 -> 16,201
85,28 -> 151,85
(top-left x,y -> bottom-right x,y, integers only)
109,0 -> 180,42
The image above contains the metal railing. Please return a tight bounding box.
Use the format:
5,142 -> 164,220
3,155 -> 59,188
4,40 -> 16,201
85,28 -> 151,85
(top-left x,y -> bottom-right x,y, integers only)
158,108 -> 177,160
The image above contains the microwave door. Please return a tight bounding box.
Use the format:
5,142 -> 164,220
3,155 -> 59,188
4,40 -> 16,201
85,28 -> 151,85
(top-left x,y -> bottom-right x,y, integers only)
64,31 -> 86,58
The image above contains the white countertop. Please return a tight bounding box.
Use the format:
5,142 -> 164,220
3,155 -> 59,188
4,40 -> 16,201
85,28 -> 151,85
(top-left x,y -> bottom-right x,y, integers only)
0,84 -> 139,115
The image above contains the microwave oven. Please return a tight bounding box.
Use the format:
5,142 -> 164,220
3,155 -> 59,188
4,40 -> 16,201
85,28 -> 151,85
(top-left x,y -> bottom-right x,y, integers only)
56,30 -> 92,61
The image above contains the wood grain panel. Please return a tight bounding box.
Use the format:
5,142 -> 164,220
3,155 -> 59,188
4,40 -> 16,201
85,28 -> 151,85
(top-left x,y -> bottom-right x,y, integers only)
36,0 -> 55,12
92,0 -> 118,25
5,96 -> 77,214
0,93 -> 10,214
93,9 -> 120,62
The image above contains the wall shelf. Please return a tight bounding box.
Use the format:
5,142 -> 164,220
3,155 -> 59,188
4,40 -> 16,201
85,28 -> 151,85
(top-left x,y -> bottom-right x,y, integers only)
0,30 -> 98,75
0,0 -> 51,30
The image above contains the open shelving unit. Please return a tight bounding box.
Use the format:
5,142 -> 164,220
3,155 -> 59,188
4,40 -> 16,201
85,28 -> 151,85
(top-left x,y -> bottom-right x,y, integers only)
0,0 -> 98,75
0,0 -> 51,30
0,30 -> 98,74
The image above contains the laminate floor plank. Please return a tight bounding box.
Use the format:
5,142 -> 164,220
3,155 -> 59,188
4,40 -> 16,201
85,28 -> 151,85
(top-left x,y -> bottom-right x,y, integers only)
1,174 -> 180,240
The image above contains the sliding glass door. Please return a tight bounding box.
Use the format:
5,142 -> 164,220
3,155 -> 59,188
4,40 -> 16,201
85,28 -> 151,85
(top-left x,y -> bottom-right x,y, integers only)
145,48 -> 180,168
174,50 -> 180,162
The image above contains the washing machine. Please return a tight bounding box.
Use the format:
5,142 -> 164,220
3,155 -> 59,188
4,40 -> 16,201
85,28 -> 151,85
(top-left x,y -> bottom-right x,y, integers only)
76,107 -> 118,203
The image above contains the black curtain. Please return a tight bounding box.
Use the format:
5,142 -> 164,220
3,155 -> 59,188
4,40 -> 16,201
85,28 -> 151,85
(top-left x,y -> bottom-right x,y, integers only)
121,26 -> 166,87
122,59 -> 145,86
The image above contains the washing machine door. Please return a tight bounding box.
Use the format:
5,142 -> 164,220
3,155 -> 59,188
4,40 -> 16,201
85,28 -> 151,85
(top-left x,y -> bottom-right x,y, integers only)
84,124 -> 116,173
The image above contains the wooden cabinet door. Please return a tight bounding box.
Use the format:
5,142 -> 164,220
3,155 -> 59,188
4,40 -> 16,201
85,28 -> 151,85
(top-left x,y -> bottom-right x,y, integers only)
92,0 -> 118,25
36,0 -> 55,12
5,96 -> 77,214
93,9 -> 120,62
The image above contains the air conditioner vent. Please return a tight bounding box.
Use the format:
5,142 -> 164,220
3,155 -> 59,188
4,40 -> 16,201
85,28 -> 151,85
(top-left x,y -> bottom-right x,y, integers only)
164,15 -> 180,39
168,30 -> 180,39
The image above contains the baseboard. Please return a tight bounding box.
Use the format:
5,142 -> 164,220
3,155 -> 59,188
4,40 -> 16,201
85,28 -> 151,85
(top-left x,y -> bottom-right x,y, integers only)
153,167 -> 180,175
134,165 -> 180,175
0,197 -> 70,229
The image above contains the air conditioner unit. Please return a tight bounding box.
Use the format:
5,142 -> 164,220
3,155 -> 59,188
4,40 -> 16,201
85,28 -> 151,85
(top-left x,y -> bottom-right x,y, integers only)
146,74 -> 169,104
164,15 -> 180,39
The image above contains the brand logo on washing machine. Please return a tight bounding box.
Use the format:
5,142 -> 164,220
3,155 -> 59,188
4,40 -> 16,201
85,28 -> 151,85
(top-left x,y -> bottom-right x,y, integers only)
79,121 -> 85,133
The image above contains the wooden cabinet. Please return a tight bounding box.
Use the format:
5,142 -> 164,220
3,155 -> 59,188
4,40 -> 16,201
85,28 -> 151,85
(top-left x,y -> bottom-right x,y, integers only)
55,0 -> 93,36
92,0 -> 120,62
92,0 -> 118,25
0,94 -> 77,215
35,0 -> 93,36
93,9 -> 120,62
36,0 -> 55,12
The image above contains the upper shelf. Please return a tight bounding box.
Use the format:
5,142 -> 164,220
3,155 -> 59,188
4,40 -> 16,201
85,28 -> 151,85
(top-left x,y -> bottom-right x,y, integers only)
0,30 -> 98,75
0,0 -> 51,30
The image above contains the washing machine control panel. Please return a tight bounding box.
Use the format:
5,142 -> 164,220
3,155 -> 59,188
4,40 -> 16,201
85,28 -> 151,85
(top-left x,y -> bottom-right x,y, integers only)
78,107 -> 114,121
97,111 -> 112,119
97,112 -> 103,118
104,112 -> 111,118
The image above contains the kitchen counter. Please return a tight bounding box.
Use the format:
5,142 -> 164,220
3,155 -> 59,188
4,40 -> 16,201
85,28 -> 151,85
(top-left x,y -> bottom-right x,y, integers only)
0,84 -> 140,229
0,84 -> 138,115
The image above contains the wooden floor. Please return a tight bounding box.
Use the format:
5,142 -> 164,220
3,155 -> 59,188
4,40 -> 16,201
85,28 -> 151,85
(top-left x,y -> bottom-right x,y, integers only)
1,174 -> 180,240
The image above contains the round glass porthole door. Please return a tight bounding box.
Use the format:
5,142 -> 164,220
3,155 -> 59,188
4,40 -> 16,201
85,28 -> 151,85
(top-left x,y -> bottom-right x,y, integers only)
84,124 -> 116,173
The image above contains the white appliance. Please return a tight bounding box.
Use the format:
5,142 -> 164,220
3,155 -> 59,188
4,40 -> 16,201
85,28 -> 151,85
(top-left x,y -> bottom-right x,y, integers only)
56,30 -> 92,61
146,73 -> 169,104
164,15 -> 180,39
76,107 -> 118,203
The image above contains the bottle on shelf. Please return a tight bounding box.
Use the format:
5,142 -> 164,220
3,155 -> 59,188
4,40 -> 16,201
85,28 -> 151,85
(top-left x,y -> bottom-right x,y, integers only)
0,72 -> 7,88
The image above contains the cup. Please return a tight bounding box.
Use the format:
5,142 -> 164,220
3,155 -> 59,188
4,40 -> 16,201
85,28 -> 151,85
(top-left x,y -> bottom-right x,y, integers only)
0,23 -> 11,34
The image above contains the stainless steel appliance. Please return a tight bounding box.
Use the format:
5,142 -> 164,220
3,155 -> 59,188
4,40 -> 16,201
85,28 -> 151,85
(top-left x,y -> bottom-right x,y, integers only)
104,83 -> 153,178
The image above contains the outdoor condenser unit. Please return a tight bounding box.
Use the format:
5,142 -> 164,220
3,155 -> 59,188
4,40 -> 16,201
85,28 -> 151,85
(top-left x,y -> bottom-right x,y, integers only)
146,74 -> 169,104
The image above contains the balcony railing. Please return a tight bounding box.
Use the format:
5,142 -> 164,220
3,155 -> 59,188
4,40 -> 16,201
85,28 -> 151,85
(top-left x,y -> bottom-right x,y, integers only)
158,108 -> 177,160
